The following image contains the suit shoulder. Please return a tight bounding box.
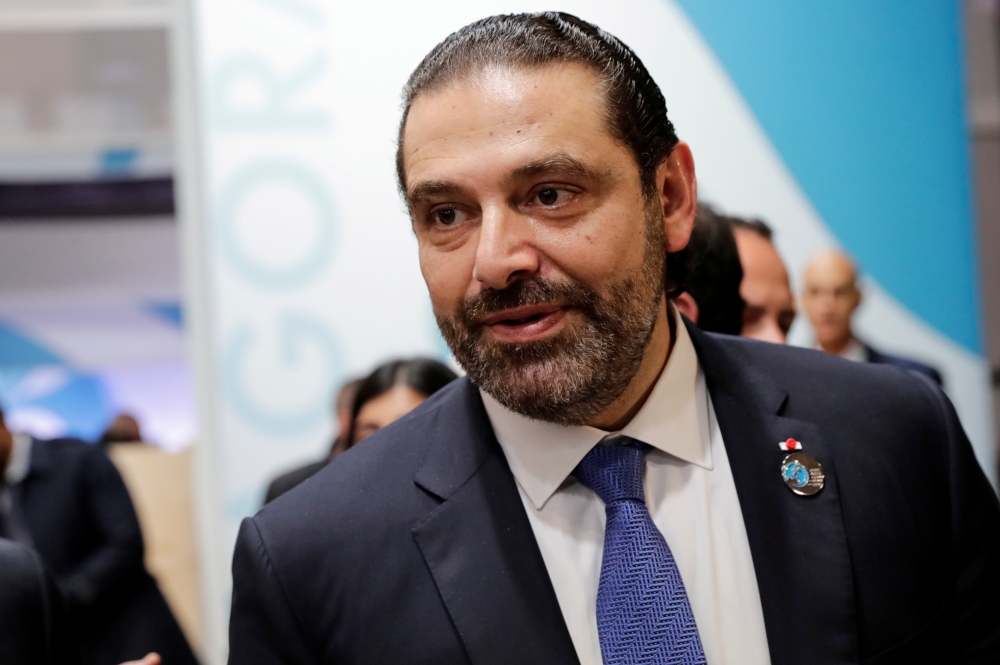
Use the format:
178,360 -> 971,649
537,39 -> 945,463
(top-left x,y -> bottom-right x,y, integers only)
867,345 -> 943,384
35,437 -> 100,458
705,334 -> 938,414
254,379 -> 468,543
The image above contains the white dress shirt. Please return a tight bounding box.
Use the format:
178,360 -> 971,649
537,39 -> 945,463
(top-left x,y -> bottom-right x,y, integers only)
482,312 -> 771,665
815,337 -> 867,363
5,432 -> 32,484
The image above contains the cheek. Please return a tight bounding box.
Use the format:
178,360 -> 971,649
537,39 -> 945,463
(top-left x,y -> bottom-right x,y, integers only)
535,204 -> 646,285
419,241 -> 477,313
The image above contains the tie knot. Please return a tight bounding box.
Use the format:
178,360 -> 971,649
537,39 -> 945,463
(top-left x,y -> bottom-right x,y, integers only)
573,436 -> 647,505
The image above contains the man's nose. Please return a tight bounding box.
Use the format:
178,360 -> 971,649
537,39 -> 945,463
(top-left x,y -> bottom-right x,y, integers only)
472,207 -> 540,290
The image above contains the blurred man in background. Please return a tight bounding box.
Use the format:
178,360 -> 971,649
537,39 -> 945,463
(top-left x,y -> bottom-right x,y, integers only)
674,202 -> 745,335
99,414 -> 142,445
732,218 -> 796,343
802,248 -> 943,384
0,405 -> 197,665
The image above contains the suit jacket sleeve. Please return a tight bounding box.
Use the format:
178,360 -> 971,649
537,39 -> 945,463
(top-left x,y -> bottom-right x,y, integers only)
58,446 -> 145,606
229,517 -> 316,665
920,375 -> 1000,661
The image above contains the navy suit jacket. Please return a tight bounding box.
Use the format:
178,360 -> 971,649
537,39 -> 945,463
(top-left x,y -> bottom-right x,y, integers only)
0,538 -> 78,665
230,322 -> 1000,665
864,343 -> 944,385
264,459 -> 329,505
19,438 -> 198,665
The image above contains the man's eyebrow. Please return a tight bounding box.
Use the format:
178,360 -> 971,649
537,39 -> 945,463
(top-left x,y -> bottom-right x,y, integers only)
502,153 -> 607,186
405,154 -> 607,208
406,181 -> 470,209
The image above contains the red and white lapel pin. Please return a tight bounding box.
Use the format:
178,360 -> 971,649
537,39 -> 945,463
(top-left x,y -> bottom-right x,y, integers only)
777,438 -> 825,496
778,438 -> 803,452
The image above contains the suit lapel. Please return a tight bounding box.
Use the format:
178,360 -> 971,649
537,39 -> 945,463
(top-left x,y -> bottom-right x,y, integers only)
688,322 -> 859,665
412,380 -> 579,665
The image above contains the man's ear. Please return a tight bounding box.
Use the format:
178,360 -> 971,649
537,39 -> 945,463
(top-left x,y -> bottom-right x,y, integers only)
673,292 -> 699,324
655,142 -> 697,253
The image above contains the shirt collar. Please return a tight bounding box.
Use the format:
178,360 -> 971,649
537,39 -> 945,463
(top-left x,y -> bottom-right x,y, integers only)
482,309 -> 712,510
5,433 -> 32,485
814,337 -> 867,363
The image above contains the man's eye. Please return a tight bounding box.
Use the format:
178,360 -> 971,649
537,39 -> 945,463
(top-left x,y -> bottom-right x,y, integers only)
434,208 -> 458,226
536,188 -> 563,206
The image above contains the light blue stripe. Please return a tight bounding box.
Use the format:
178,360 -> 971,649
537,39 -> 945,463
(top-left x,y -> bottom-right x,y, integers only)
674,0 -> 982,352
0,322 -> 63,366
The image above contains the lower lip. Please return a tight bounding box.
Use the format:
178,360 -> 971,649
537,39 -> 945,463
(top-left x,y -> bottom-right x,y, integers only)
487,308 -> 569,343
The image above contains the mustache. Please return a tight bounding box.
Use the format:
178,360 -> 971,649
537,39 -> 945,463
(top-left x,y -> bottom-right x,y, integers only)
457,278 -> 599,326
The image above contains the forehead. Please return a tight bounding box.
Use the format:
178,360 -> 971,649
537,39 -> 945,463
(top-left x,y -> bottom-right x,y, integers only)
806,256 -> 855,286
402,63 -> 627,190
735,229 -> 788,281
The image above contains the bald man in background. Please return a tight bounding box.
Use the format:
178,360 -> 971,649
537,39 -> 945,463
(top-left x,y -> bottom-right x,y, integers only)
802,249 -> 943,384
731,219 -> 796,343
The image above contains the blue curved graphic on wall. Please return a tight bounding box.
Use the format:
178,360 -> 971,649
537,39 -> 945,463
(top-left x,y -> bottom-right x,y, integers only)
0,322 -> 113,441
0,324 -> 63,365
674,0 -> 980,352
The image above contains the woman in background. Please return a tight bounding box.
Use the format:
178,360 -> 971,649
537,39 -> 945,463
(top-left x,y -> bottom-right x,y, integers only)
348,358 -> 457,446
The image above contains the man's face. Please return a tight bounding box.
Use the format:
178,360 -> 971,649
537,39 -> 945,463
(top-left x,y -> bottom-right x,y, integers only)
734,228 -> 796,344
802,253 -> 860,349
402,63 -> 685,424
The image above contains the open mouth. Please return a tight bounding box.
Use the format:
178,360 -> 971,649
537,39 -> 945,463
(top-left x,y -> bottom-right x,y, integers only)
498,312 -> 549,326
482,305 -> 568,342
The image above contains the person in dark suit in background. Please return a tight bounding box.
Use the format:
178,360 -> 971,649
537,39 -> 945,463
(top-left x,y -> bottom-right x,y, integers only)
0,405 -> 198,665
229,13 -> 999,665
265,360 -> 457,504
674,202 -> 746,335
802,248 -> 943,384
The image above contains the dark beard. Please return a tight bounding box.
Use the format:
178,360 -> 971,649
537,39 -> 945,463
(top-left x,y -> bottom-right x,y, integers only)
436,204 -> 666,425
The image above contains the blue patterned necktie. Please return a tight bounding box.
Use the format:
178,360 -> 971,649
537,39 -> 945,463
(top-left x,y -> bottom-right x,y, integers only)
573,436 -> 706,665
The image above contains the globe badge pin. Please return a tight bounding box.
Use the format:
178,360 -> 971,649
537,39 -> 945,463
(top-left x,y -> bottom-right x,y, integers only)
779,439 -> 824,496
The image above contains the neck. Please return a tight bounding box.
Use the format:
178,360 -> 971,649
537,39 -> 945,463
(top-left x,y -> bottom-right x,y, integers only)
586,299 -> 673,431
820,331 -> 855,356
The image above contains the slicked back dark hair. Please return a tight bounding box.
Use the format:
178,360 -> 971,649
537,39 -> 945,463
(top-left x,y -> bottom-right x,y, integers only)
396,12 -> 689,297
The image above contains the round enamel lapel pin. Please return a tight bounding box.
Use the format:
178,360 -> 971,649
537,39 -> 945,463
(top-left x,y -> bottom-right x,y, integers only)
779,438 -> 825,496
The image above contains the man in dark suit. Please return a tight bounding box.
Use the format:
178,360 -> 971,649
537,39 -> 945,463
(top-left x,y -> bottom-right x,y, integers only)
0,407 -> 198,665
229,13 -> 999,665
803,248 -> 943,384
